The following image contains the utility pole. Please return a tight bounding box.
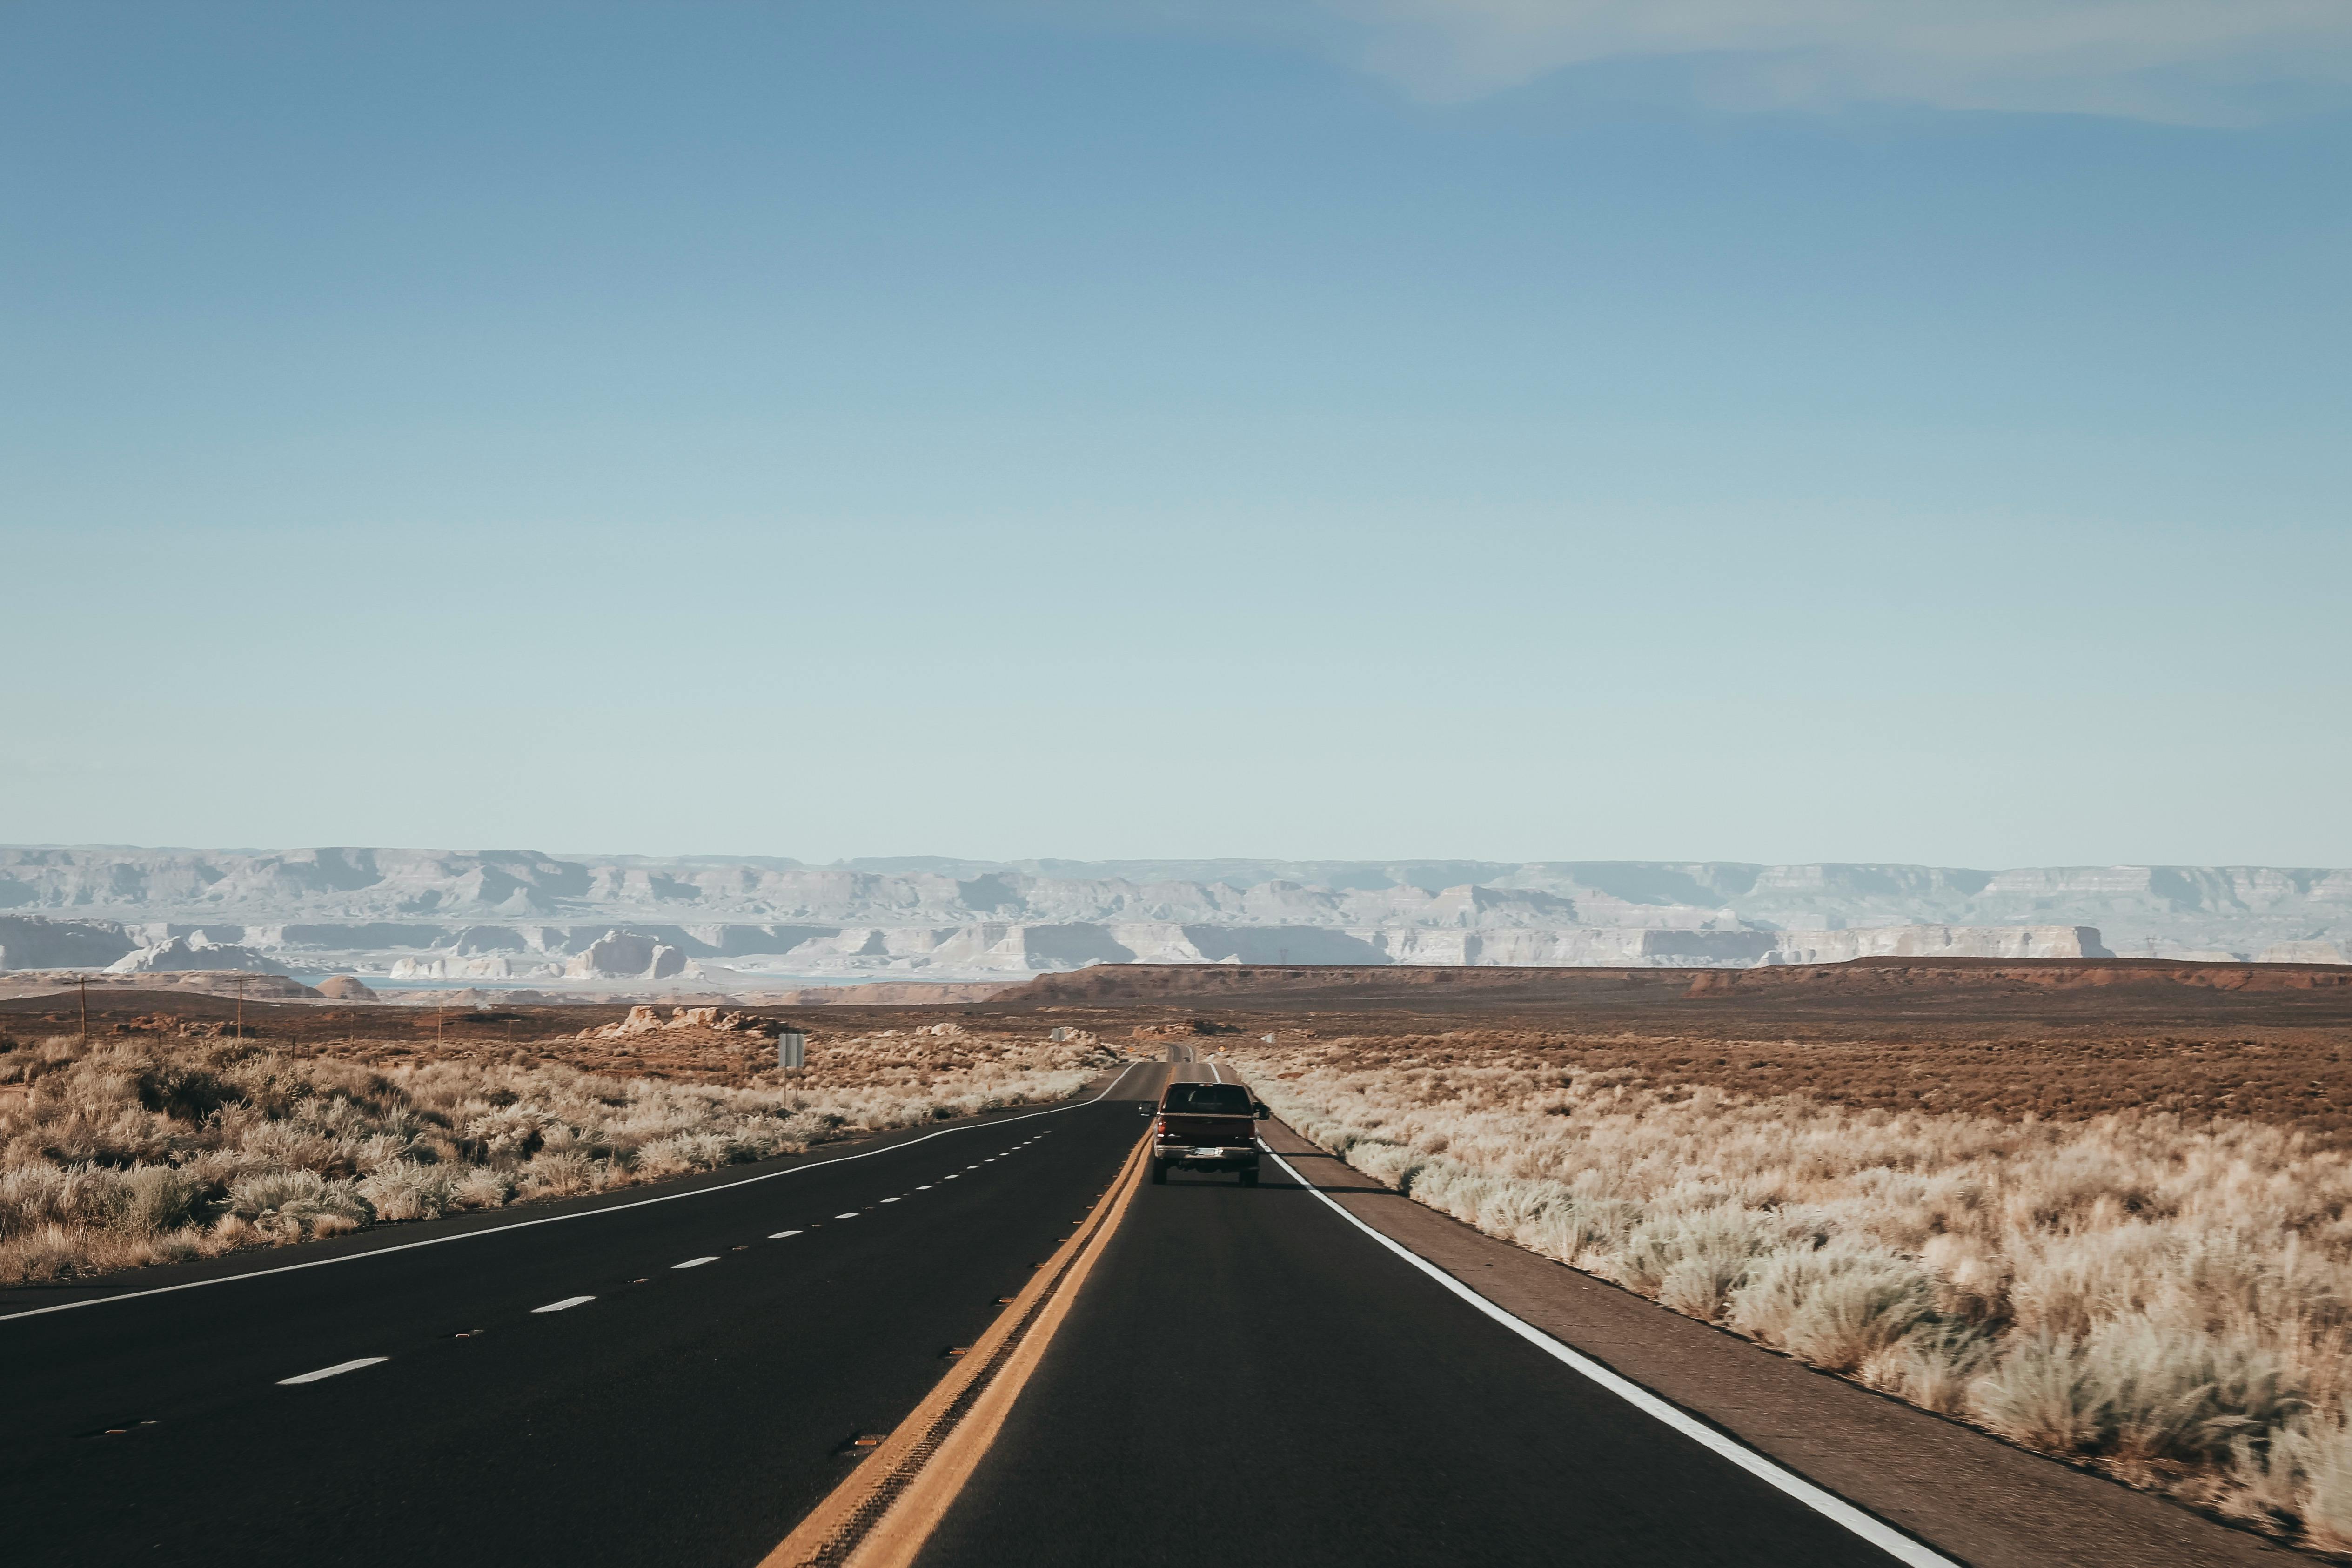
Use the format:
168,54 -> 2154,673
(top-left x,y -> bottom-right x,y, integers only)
236,973 -> 246,1039
79,974 -> 88,1046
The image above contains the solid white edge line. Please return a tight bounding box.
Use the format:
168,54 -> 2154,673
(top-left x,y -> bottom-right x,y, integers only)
277,1355 -> 387,1385
770,1229 -> 804,1239
0,1062 -> 1152,1325
532,1295 -> 596,1313
674,1256 -> 719,1269
1259,1146 -> 1960,1568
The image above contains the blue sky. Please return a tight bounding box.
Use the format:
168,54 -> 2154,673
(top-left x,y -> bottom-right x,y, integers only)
4,1 -> 2347,867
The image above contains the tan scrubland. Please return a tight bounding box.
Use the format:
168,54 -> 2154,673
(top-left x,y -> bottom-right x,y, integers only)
1237,1032 -> 2352,1555
0,1020 -> 1114,1284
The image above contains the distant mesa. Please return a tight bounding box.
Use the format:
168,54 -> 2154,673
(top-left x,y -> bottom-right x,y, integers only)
0,913 -> 134,970
0,968 -> 321,1001
105,933 -> 291,977
0,850 -> 2347,992
315,975 -> 379,1001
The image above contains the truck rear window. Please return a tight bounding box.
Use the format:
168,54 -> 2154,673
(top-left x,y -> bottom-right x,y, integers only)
1164,1084 -> 1254,1114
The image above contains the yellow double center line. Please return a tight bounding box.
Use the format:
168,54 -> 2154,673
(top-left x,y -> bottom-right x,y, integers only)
761,1129 -> 1153,1568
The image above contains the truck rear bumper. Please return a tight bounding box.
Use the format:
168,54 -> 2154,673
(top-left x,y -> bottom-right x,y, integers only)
1153,1142 -> 1260,1168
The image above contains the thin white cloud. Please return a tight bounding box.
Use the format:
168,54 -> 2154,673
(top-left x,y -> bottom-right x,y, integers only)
1077,0 -> 2352,120
1323,0 -> 2352,117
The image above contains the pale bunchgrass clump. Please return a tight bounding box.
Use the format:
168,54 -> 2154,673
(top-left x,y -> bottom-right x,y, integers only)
0,1030 -> 1109,1283
1237,1037 -> 2352,1550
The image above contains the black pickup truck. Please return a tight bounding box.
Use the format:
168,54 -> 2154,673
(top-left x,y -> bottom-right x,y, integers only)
1146,1080 -> 1270,1185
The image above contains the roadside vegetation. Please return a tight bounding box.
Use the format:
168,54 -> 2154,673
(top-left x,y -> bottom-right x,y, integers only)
0,1022 -> 1114,1283
1237,1032 -> 2352,1555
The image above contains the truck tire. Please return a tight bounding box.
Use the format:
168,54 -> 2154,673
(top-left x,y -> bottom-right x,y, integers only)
1150,1159 -> 1167,1185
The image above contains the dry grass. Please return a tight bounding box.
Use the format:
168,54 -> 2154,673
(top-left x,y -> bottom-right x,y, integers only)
1236,1032 -> 2352,1554
0,1021 -> 1118,1283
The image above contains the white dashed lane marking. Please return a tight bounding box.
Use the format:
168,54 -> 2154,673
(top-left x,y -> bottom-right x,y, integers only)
674,1257 -> 719,1269
881,1197 -> 901,1203
532,1296 -> 595,1313
915,1185 -> 932,1190
944,1175 -> 961,1180
278,1357 -> 387,1385
833,1212 -> 859,1220
770,1229 -> 804,1239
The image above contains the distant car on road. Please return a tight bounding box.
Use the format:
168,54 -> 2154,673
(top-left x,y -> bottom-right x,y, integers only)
1147,1081 -> 1269,1185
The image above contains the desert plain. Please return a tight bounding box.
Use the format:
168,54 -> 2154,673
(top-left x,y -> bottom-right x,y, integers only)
9,957 -> 2352,1553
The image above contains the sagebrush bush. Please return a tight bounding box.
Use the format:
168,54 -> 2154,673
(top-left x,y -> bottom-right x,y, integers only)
0,1029 -> 1110,1282
1240,1036 -> 2352,1551
1726,1242 -> 1939,1372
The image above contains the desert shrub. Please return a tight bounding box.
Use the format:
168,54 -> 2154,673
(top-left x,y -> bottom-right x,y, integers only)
110,1164 -> 207,1235
1861,1320 -> 1998,1414
519,1148 -> 594,1197
1618,1204 -> 1794,1321
228,1170 -> 372,1240
134,1062 -> 236,1122
450,1165 -> 515,1208
2275,1414 -> 2352,1550
1726,1242 -> 1940,1371
1970,1331 -> 2112,1451
357,1159 -> 453,1222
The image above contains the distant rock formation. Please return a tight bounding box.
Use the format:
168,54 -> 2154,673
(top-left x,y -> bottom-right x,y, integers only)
563,930 -> 693,981
1759,925 -> 2110,963
2258,940 -> 2349,964
104,933 -> 290,976
575,1004 -> 779,1040
315,975 -> 379,1001
386,953 -> 559,981
780,981 -> 1024,1006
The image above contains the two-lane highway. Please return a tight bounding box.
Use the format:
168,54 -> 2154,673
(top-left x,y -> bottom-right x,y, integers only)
16,1048 -> 1955,1567
914,1052 -> 1915,1568
2,1064 -> 1163,1568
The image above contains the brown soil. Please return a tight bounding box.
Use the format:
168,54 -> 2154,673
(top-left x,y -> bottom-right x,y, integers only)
14,958 -> 2352,1143
985,960 -> 2352,1146
0,991 -> 1052,1090
1240,1028 -> 2352,1144
998,958 -> 2352,1022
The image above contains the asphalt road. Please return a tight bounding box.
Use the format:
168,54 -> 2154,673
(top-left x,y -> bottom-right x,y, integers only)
15,1049 -> 1930,1567
0,1065 -> 1160,1568
916,1053 -> 1906,1568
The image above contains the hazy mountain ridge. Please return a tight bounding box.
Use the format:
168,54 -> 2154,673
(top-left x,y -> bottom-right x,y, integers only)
1,848 -> 2345,981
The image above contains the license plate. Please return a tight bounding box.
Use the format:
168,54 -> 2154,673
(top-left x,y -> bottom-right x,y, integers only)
1192,1146 -> 1222,1157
